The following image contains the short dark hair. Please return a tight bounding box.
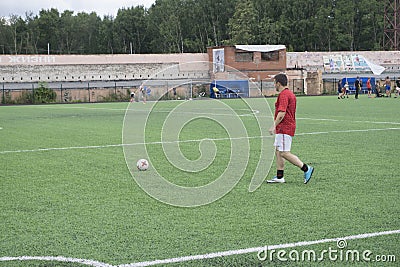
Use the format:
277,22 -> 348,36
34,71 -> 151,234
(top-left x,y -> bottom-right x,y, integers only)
274,73 -> 288,86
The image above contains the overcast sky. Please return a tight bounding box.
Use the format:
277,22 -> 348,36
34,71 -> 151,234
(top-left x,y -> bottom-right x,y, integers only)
0,0 -> 156,18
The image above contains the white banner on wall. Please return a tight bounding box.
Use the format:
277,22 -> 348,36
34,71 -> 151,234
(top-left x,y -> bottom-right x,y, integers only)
323,54 -> 385,75
213,48 -> 224,73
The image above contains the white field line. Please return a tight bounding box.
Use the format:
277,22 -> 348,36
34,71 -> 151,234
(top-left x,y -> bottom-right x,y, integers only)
4,103 -> 400,124
1,127 -> 400,155
4,104 -> 129,112
0,256 -> 113,267
297,117 -> 400,125
0,144 -> 124,154
351,120 -> 400,125
7,104 -> 257,115
1,229 -> 399,267
5,102 -> 400,124
296,127 -> 400,136
123,229 -> 400,267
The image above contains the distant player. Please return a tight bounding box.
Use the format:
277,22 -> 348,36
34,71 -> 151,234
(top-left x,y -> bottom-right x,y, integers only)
338,79 -> 347,99
375,81 -> 383,98
354,76 -> 361,99
337,79 -> 344,99
267,73 -> 314,184
366,77 -> 372,98
395,77 -> 400,98
130,90 -> 135,102
344,82 -> 349,98
140,85 -> 147,104
385,76 -> 391,97
212,87 -> 220,98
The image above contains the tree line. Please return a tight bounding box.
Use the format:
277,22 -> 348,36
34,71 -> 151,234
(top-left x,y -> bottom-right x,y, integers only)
0,0 -> 386,55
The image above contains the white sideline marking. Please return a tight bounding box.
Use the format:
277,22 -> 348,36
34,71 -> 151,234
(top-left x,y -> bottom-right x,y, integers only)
8,103 -> 400,124
1,127 -> 400,154
0,256 -> 113,267
124,229 -> 400,267
298,117 -> 400,125
0,144 -> 124,154
1,230 -> 399,267
296,127 -> 400,136
14,104 -> 258,116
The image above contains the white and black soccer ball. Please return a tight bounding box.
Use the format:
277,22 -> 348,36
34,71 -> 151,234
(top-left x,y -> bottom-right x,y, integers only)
136,159 -> 149,171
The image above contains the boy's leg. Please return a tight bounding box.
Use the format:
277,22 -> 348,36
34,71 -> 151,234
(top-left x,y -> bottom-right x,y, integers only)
280,151 -> 314,184
280,151 -> 303,168
276,149 -> 285,170
267,135 -> 287,183
266,149 -> 286,183
268,134 -> 314,184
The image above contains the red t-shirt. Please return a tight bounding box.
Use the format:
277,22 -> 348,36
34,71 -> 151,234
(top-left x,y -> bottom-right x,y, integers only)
274,88 -> 297,136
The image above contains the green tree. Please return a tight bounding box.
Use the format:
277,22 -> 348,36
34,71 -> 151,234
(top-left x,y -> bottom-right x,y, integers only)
98,15 -> 116,54
24,12 -> 40,54
201,0 -> 237,46
36,8 -> 61,53
145,0 -> 185,53
114,6 -> 148,54
0,17 -> 14,54
8,15 -> 28,54
228,0 -> 258,45
177,0 -> 206,53
59,10 -> 75,53
356,0 -> 384,50
73,12 -> 102,54
0,0 -> 390,54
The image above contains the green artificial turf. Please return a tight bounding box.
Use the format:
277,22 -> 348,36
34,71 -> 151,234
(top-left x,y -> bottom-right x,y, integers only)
0,95 -> 398,266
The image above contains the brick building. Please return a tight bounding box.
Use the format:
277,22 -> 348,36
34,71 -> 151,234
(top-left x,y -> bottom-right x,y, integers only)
207,45 -> 286,81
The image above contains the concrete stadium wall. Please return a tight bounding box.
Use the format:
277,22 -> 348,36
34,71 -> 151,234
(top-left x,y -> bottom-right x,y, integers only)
2,51 -> 399,84
1,51 -> 399,100
0,54 -> 210,83
5,87 -> 130,103
2,82 -> 210,104
287,51 -> 400,72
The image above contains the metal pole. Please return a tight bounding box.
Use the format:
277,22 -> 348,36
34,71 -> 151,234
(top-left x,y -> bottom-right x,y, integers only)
32,83 -> 35,104
88,82 -> 90,102
190,79 -> 193,99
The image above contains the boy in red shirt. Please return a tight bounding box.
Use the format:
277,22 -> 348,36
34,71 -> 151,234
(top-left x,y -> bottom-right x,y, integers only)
267,73 -> 314,184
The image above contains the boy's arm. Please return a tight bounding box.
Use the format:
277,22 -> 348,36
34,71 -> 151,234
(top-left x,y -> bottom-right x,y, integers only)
269,111 -> 286,135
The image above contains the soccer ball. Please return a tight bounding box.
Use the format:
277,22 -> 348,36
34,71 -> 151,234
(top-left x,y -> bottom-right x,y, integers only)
136,159 -> 149,171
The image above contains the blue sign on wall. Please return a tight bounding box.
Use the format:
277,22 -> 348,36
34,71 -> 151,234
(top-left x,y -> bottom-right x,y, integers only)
210,80 -> 249,98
